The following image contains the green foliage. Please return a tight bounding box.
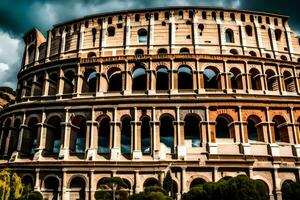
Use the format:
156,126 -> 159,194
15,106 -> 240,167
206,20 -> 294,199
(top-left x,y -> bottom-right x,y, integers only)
282,181 -> 300,200
182,175 -> 269,200
163,171 -> 173,194
0,168 -> 23,200
27,191 -> 43,200
129,186 -> 172,200
95,177 -> 129,200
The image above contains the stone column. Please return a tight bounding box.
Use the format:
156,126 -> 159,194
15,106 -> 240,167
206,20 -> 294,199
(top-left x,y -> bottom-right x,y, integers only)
254,22 -> 264,57
123,61 -> 131,95
273,167 -> 282,200
284,25 -> 294,61
148,60 -> 156,94
74,65 -> 83,97
134,170 -> 141,193
266,107 -> 279,156
60,28 -> 66,59
78,23 -> 85,55
34,39 -> 39,65
57,68 -> 64,98
59,110 -> 71,160
11,113 -> 26,161
269,26 -> 279,58
45,30 -> 52,62
293,66 -> 300,95
90,170 -> 95,200
151,107 -> 160,160
34,169 -> 40,191
111,108 -> 121,160
170,59 -> 177,94
217,19 -> 224,54
238,106 -> 251,155
276,64 -> 283,95
33,111 -> 46,160
132,107 -> 142,159
192,12 -> 198,53
196,60 -> 202,93
170,11 -> 176,53
181,167 -> 187,194
237,21 -> 246,55
86,109 -> 98,161
100,19 -> 107,55
175,107 -> 186,159
125,15 -> 131,54
42,71 -> 49,96
61,169 -> 68,200
207,107 -> 217,154
149,14 -> 154,54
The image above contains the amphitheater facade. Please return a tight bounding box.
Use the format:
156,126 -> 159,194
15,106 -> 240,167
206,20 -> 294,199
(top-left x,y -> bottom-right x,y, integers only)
1,6 -> 300,200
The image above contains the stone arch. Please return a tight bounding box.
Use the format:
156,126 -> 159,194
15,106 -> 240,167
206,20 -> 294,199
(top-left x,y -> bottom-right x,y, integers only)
215,114 -> 235,139
247,115 -> 263,142
178,65 -> 193,90
184,114 -> 201,147
204,66 -> 221,89
70,115 -> 87,154
265,69 -> 279,91
159,114 -> 175,154
121,115 -> 132,155
249,51 -> 257,57
33,73 -> 44,96
140,115 -> 151,155
249,68 -> 262,90
82,68 -> 97,93
44,115 -> 62,155
48,72 -> 59,96
138,28 -> 147,43
22,117 -> 39,155
156,66 -> 169,91
22,174 -> 34,190
283,70 -> 295,92
68,176 -> 87,200
97,115 -> 111,154
87,52 -> 96,58
179,47 -> 190,54
42,174 -> 60,189
272,115 -> 289,143
190,178 -> 207,189
43,175 -> 60,200
143,177 -> 161,188
135,49 -> 144,56
0,118 -> 12,155
7,118 -> 21,156
107,67 -> 122,92
157,48 -> 168,55
132,63 -> 147,91
229,67 -> 243,90
63,70 -> 75,94
187,175 -> 210,190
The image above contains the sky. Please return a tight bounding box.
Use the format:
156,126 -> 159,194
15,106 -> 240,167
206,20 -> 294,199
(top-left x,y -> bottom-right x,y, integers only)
0,0 -> 300,89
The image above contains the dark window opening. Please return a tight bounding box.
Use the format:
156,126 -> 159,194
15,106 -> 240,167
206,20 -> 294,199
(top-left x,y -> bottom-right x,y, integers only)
178,66 -> 193,90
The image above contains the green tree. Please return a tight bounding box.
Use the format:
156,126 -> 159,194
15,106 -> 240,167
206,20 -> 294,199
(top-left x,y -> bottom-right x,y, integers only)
129,186 -> 172,200
0,168 -> 23,200
282,181 -> 300,200
95,177 -> 129,200
163,171 -> 173,196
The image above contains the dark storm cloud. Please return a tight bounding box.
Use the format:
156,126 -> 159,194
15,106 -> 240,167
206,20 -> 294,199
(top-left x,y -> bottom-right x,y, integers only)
0,0 -> 300,89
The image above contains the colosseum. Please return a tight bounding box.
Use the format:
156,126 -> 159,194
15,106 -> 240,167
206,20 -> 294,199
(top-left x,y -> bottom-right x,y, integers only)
1,5 -> 300,200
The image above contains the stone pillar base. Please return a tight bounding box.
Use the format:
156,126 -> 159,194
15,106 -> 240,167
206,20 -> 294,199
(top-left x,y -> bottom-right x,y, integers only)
159,147 -> 166,160
147,90 -> 156,95
86,148 -> 97,161
132,150 -> 142,160
153,150 -> 160,160
169,89 -> 178,95
177,145 -> 187,160
59,148 -> 70,160
110,147 -> 121,161
269,143 -> 280,156
242,143 -> 251,155
96,92 -> 104,97
122,90 -> 131,95
293,144 -> 300,157
9,151 -> 19,162
208,143 -> 218,154
33,149 -> 43,161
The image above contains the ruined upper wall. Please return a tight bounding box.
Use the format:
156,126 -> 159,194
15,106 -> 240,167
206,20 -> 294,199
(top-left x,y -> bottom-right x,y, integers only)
21,7 -> 300,70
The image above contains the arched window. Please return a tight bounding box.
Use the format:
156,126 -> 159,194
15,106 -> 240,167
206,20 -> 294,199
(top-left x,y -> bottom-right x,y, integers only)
44,176 -> 59,191
69,177 -> 86,200
138,29 -> 147,43
230,49 -> 238,55
82,69 -> 97,93
157,48 -> 167,55
121,116 -> 131,154
154,12 -> 159,20
22,176 -> 34,190
135,49 -> 144,56
87,52 -> 96,58
45,116 -> 62,155
178,11 -> 183,20
132,64 -> 147,91
0,119 -> 11,155
34,74 -> 44,96
156,66 -> 169,91
274,18 -> 278,26
266,53 -> 271,58
249,68 -> 262,90
21,117 -> 38,155
189,10 -> 193,19
108,68 -> 122,92
225,29 -> 234,43
202,11 -> 207,20
216,115 -> 234,138
63,70 -> 75,94
212,12 -> 216,20
184,115 -> 201,147
250,15 -> 254,22
108,17 -> 112,24
141,116 -> 151,155
245,25 -> 253,36
143,178 -> 161,188
247,115 -> 263,141
220,12 -> 224,20
179,48 -> 190,54
118,15 -> 123,23
178,66 -> 193,90
7,119 -> 21,156
249,51 -> 257,57
266,17 -> 270,24
258,16 -> 262,23
272,116 -> 289,143
266,69 -> 279,91
160,115 -> 174,153
230,68 -> 243,90
230,13 -> 235,21
281,55 -> 287,61
135,14 -> 140,22
190,178 -> 206,189
25,79 -> 33,96
98,116 -> 110,154
204,67 -> 220,89
275,29 -> 282,41
71,116 -> 86,154
241,14 -> 245,22
165,12 -> 170,20
283,71 -> 295,92
107,26 -> 115,37
48,73 -> 58,96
